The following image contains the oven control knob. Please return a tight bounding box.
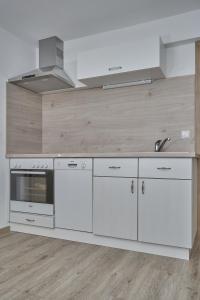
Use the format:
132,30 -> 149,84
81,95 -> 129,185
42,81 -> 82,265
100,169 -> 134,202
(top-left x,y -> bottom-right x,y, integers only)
14,164 -> 17,169
37,165 -> 40,168
41,165 -> 44,168
45,164 -> 48,169
32,165 -> 35,168
18,164 -> 21,169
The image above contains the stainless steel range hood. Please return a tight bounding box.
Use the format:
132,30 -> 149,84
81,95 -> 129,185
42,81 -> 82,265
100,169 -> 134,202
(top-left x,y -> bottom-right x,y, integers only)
8,36 -> 74,93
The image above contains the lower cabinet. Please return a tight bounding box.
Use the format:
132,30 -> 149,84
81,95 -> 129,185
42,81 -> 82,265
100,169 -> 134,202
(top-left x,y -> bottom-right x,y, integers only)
138,179 -> 193,248
93,177 -> 138,240
9,157 -> 196,256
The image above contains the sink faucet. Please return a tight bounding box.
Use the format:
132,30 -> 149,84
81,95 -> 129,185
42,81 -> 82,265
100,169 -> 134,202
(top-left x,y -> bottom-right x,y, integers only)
155,138 -> 171,152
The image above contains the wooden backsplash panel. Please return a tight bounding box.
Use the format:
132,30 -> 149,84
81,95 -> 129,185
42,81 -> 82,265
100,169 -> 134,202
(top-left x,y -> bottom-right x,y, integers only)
42,75 -> 195,154
196,42 -> 200,155
7,83 -> 42,154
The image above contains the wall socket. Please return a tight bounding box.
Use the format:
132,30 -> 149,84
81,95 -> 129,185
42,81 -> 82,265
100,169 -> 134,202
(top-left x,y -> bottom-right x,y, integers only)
181,130 -> 190,139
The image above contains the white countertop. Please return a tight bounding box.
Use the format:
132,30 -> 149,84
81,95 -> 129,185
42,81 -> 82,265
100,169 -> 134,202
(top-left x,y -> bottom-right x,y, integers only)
6,152 -> 198,158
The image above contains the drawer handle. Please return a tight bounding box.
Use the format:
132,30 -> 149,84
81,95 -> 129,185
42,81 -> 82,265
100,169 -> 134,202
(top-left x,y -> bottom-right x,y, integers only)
157,167 -> 172,170
108,166 -> 121,169
131,180 -> 134,194
25,218 -> 35,222
108,66 -> 122,71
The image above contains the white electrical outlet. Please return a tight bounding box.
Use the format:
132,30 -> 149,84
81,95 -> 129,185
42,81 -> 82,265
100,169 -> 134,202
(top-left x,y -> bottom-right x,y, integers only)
181,130 -> 190,139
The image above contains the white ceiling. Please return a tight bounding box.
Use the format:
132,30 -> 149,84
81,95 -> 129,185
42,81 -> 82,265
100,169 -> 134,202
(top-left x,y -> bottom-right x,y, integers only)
0,0 -> 200,43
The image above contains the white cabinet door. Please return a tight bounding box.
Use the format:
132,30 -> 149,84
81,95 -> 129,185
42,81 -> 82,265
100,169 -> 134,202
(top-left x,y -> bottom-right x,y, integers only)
77,36 -> 165,87
55,170 -> 92,232
138,179 -> 192,248
93,177 -> 137,240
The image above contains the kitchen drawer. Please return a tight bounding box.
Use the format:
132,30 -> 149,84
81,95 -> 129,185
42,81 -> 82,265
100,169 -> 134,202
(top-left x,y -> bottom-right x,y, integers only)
94,159 -> 138,177
10,212 -> 54,228
10,201 -> 54,215
139,158 -> 192,179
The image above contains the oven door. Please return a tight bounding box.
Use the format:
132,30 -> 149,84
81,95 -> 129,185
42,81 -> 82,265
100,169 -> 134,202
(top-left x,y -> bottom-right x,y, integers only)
10,170 -> 53,204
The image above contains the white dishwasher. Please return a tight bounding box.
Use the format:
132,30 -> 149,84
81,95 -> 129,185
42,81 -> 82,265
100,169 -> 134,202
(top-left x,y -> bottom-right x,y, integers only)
55,159 -> 93,232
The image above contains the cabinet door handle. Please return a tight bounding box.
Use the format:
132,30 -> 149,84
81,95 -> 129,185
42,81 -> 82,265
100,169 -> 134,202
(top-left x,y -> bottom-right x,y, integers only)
157,167 -> 172,170
142,181 -> 145,194
131,180 -> 134,194
108,66 -> 122,71
108,166 -> 121,169
25,218 -> 35,222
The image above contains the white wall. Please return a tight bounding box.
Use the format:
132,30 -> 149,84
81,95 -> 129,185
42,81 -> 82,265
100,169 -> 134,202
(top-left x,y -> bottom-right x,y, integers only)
0,27 -> 36,228
64,10 -> 200,86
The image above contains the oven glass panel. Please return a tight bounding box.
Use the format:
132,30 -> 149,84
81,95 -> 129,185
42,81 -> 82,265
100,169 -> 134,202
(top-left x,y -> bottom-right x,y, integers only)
11,171 -> 53,204
15,175 -> 47,203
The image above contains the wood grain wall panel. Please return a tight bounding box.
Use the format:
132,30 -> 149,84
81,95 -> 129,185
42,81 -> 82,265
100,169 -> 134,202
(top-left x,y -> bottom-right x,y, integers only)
195,42 -> 200,155
7,83 -> 42,154
195,41 -> 200,237
42,75 -> 195,154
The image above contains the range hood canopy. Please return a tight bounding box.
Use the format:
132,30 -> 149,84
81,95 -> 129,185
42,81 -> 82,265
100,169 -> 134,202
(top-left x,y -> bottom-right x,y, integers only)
8,36 -> 74,93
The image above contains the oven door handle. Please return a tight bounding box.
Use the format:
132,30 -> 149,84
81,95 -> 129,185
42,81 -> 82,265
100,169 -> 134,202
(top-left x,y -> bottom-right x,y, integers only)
10,171 -> 46,175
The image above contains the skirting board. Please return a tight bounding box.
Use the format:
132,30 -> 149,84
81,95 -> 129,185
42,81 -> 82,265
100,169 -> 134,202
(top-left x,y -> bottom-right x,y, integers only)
10,223 -> 190,260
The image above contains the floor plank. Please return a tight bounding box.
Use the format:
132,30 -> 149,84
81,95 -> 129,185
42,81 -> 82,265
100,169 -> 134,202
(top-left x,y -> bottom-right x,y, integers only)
0,232 -> 199,300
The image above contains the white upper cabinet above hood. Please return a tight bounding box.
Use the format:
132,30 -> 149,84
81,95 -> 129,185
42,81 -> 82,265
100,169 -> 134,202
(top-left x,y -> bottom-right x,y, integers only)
77,36 -> 166,88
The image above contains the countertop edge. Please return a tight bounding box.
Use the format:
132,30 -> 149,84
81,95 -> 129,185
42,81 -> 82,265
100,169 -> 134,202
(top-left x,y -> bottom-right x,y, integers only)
6,152 -> 199,158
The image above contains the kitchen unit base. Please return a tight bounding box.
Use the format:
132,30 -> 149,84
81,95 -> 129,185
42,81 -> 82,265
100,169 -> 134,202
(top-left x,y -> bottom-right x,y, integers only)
10,223 -> 191,260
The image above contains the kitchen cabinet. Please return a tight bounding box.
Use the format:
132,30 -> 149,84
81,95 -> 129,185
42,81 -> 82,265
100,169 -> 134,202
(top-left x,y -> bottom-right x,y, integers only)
94,177 -> 138,240
138,179 -> 192,248
9,156 -> 197,259
93,158 -> 138,240
77,36 -> 166,87
55,159 -> 92,232
138,158 -> 196,248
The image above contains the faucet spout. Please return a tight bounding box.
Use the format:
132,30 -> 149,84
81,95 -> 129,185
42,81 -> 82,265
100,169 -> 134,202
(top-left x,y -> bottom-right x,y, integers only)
155,138 -> 171,152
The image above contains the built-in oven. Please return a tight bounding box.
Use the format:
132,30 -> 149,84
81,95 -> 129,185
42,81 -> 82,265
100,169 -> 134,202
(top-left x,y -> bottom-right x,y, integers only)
10,159 -> 54,204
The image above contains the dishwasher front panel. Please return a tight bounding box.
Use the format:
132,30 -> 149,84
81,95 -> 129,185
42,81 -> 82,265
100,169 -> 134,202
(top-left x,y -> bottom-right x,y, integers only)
55,168 -> 92,232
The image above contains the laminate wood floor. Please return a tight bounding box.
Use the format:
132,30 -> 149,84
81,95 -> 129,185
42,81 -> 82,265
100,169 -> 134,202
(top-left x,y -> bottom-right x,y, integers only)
0,232 -> 200,300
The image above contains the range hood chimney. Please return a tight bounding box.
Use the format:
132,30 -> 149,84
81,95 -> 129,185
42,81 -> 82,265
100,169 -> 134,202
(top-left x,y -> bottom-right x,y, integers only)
8,36 -> 74,93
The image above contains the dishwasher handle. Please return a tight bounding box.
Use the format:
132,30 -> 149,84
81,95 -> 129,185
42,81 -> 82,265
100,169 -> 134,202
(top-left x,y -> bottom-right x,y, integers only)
108,166 -> 121,169
67,163 -> 78,168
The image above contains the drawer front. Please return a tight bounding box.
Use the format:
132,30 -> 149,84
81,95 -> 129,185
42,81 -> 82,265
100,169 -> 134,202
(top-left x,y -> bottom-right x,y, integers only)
10,201 -> 54,215
94,159 -> 138,177
139,158 -> 192,179
10,212 -> 54,228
